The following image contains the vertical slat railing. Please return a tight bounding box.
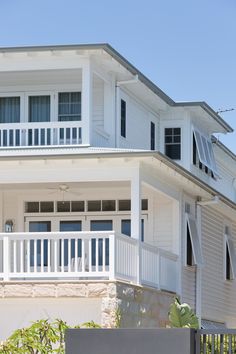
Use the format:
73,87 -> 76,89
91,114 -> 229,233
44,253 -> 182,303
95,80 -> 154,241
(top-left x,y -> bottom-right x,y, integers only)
195,330 -> 236,354
0,122 -> 84,148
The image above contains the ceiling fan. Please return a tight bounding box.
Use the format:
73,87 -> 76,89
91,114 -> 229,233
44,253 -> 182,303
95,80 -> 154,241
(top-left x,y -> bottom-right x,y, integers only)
47,184 -> 81,200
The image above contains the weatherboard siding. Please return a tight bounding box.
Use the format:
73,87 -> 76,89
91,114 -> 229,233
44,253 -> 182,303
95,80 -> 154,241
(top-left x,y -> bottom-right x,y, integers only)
201,206 -> 236,326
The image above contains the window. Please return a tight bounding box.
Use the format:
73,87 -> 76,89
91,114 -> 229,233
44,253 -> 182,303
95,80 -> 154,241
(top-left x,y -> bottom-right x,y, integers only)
29,96 -> 50,122
118,200 -> 131,211
150,122 -> 155,150
120,99 -> 126,138
186,213 -> 203,266
0,97 -> 20,123
121,219 -> 145,241
25,201 -> 54,213
193,129 -> 219,178
224,227 -> 236,280
58,92 -> 81,121
165,128 -> 181,160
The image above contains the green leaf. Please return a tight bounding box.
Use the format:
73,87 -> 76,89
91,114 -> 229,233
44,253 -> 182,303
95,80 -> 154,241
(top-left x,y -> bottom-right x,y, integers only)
168,297 -> 199,329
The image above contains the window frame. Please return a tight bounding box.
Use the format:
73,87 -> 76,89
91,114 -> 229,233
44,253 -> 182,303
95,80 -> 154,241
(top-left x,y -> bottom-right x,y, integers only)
192,127 -> 219,178
185,213 -> 203,267
224,226 -> 236,280
164,127 -> 181,160
150,121 -> 155,150
120,99 -> 126,138
58,91 -> 82,122
25,91 -> 54,123
0,92 -> 24,124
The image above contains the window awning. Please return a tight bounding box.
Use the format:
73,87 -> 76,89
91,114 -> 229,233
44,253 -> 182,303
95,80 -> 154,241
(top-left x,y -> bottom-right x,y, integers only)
193,129 -> 219,178
186,213 -> 204,266
225,233 -> 236,278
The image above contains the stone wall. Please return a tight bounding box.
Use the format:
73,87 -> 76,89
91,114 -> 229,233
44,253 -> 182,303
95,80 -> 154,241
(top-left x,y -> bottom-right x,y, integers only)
0,281 -> 174,335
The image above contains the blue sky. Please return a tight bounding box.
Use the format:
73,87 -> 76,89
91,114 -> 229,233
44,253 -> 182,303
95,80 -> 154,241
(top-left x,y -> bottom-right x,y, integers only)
0,0 -> 235,151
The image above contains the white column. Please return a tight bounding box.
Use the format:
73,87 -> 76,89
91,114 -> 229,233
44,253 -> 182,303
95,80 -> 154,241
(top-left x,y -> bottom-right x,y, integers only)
131,170 -> 141,285
82,60 -> 93,145
131,172 -> 141,240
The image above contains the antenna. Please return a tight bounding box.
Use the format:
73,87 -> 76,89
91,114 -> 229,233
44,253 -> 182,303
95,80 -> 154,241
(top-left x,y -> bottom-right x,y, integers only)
216,108 -> 235,114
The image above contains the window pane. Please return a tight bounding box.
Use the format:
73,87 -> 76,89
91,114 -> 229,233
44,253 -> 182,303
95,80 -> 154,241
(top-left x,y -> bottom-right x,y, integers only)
165,128 -> 172,135
121,219 -> 131,236
142,199 -> 148,210
26,202 -> 39,213
87,200 -> 101,212
40,201 -> 54,212
29,96 -> 50,122
58,92 -> 81,121
71,201 -> 85,212
118,200 -> 131,211
165,144 -> 181,160
150,122 -> 155,150
102,200 -> 116,211
121,99 -> 126,138
57,201 -> 70,212
0,97 -> 20,124
174,128 -> 181,135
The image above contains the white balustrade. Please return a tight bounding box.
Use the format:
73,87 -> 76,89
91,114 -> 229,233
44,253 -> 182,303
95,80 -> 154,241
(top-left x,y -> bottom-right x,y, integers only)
159,249 -> 178,293
0,232 -> 178,293
115,234 -> 138,282
141,243 -> 160,288
0,121 -> 83,147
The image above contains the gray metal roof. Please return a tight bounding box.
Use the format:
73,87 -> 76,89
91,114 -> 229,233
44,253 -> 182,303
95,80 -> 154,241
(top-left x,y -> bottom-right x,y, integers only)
0,43 -> 233,133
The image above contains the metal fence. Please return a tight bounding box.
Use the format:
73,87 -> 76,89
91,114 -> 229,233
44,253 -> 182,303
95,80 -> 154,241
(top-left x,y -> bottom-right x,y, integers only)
65,328 -> 236,354
195,330 -> 236,354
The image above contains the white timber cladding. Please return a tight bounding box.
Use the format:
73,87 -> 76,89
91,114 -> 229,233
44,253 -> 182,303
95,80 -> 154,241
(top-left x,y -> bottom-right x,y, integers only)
201,206 -> 236,326
118,89 -> 160,150
181,195 -> 197,310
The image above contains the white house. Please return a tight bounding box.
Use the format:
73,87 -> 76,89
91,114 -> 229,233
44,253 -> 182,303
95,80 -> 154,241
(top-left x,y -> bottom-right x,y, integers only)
0,43 -> 235,338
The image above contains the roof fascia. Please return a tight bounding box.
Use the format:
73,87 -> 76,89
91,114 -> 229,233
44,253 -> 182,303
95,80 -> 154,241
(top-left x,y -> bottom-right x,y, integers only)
174,101 -> 233,133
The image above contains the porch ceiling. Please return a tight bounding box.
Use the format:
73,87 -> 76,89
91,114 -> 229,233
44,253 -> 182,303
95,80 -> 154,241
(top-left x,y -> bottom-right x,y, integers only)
0,69 -> 84,86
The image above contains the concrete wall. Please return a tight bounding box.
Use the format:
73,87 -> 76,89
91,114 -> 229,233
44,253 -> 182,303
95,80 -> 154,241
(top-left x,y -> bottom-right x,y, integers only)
0,281 -> 174,340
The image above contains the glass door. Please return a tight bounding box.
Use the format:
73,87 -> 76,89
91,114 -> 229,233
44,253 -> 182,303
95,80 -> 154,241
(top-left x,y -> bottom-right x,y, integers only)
90,220 -> 113,267
59,221 -> 82,267
29,221 -> 51,266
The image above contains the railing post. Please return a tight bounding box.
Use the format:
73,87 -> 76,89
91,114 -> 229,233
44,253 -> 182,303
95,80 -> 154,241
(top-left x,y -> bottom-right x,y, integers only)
109,232 -> 115,280
3,235 -> 10,281
137,240 -> 141,285
157,250 -> 161,289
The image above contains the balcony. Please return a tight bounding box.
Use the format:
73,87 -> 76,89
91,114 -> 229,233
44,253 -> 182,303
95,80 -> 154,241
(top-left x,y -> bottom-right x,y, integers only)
0,231 -> 178,293
0,121 -> 84,148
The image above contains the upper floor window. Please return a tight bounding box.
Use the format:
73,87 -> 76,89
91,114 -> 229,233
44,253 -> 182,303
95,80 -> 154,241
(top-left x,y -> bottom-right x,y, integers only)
224,226 -> 236,280
29,95 -> 50,122
192,129 -> 219,179
58,92 -> 81,121
0,97 -> 20,123
150,122 -> 155,150
165,128 -> 181,160
121,99 -> 126,138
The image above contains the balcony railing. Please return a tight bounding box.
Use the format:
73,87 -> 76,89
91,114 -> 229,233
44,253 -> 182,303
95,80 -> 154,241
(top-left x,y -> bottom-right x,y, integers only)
0,121 -> 83,147
0,231 -> 178,293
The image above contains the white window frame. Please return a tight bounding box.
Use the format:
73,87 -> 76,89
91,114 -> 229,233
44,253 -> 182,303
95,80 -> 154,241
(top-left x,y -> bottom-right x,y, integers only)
185,213 -> 203,266
25,91 -> 55,123
224,226 -> 236,280
193,127 -> 219,178
0,92 -> 24,124
56,90 -> 82,122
